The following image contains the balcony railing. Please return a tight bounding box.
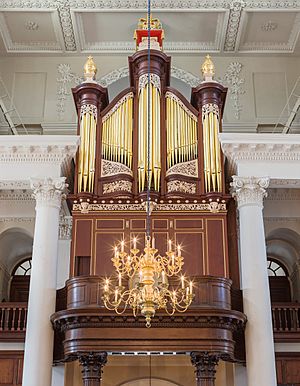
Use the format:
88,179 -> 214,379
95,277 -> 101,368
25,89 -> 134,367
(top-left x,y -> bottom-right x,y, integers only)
0,303 -> 27,341
272,303 -> 300,341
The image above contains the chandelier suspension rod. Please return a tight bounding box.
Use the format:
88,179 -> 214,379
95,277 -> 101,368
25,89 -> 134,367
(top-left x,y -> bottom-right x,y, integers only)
146,0 -> 151,238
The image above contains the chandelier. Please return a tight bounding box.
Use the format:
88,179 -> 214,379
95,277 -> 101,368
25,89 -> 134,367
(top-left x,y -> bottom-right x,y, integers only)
102,0 -> 194,327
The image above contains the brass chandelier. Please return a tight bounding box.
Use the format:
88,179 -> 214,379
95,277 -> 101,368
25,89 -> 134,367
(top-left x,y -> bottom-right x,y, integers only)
102,0 -> 194,327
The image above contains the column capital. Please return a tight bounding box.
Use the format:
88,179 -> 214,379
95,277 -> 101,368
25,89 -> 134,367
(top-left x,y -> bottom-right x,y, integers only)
78,352 -> 107,386
191,352 -> 220,386
31,177 -> 67,209
231,176 -> 269,209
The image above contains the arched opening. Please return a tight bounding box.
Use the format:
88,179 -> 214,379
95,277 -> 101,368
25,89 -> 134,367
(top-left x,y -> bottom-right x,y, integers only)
267,258 -> 291,302
0,227 -> 33,301
10,257 -> 31,302
266,228 -> 300,301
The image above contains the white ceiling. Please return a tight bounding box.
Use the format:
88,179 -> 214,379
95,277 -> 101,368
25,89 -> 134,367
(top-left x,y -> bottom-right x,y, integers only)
0,0 -> 300,55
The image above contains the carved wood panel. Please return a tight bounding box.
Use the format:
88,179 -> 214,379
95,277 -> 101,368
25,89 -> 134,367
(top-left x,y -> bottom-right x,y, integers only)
0,352 -> 23,386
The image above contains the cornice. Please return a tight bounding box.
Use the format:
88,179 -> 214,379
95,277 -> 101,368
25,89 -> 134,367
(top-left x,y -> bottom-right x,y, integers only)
0,136 -> 80,164
219,133 -> 300,174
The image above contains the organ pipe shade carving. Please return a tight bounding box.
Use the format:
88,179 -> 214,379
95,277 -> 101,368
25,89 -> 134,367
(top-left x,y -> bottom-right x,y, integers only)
102,93 -> 133,169
138,74 -> 161,192
77,104 -> 97,193
166,92 -> 198,170
202,103 -> 222,192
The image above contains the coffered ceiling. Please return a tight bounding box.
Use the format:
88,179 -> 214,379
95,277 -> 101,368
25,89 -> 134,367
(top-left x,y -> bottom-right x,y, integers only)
0,0 -> 300,55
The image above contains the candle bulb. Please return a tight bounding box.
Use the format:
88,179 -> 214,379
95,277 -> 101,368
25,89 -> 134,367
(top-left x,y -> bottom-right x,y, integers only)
152,237 -> 155,249
172,254 -> 175,266
168,239 -> 172,251
121,240 -> 125,253
162,271 -> 166,284
189,281 -> 193,294
104,284 -> 108,292
177,245 -> 181,257
181,275 -> 185,289
133,237 -> 137,250
118,273 -> 122,287
139,270 -> 143,282
115,289 -> 118,303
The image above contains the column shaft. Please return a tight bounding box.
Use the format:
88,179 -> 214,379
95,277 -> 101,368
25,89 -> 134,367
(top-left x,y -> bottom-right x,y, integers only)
22,178 -> 66,386
232,176 -> 277,386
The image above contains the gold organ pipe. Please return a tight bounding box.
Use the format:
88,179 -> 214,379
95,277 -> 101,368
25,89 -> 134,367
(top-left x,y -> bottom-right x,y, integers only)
101,94 -> 133,174
88,113 -> 97,192
82,113 -> 90,192
214,113 -> 222,192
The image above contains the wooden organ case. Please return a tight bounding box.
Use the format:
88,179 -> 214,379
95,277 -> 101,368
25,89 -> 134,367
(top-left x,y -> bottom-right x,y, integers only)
52,19 -> 246,386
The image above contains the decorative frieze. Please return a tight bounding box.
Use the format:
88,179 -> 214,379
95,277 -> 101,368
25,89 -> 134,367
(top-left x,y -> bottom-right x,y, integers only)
167,180 -> 196,195
231,176 -> 269,208
73,201 -> 226,213
103,180 -> 132,194
202,103 -> 219,117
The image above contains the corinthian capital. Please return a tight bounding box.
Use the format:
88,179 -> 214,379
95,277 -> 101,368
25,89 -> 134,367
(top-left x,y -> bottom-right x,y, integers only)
31,177 -> 67,209
231,176 -> 269,209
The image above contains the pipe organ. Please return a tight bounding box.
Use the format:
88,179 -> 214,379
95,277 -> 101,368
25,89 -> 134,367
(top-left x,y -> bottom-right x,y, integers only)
53,17 -> 246,386
72,20 -> 227,200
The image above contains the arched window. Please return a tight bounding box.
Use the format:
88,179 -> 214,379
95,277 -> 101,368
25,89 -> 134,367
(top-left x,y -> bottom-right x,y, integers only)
267,260 -> 287,277
267,258 -> 291,303
13,259 -> 32,276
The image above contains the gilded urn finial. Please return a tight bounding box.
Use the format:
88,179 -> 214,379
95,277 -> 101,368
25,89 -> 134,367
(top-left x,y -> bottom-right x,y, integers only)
201,54 -> 215,81
84,55 -> 97,82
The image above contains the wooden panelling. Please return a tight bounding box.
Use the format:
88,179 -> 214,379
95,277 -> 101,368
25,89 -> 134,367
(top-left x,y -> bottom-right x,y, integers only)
95,232 -> 124,276
153,219 -> 168,230
130,219 -> 146,230
175,219 -> 203,229
96,219 -> 124,229
0,351 -> 23,386
74,219 -> 92,257
206,218 -> 227,277
175,232 -> 204,276
276,353 -> 300,385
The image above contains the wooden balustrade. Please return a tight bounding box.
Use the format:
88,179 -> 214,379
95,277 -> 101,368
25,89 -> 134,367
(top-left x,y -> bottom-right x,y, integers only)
272,303 -> 300,342
0,303 -> 27,340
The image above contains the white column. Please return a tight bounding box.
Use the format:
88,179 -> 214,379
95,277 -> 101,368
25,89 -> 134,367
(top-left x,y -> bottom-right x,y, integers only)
232,176 -> 276,386
22,177 -> 66,386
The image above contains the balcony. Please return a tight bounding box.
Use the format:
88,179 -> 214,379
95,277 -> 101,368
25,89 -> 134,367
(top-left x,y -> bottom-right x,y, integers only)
0,302 -> 27,341
272,303 -> 300,342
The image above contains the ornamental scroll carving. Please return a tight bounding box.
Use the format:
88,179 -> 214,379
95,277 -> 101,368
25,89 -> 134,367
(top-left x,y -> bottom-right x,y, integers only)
202,103 -> 219,117
103,180 -> 132,194
80,104 -> 97,119
167,180 -> 196,195
101,160 -> 133,177
166,159 -> 198,178
139,73 -> 161,92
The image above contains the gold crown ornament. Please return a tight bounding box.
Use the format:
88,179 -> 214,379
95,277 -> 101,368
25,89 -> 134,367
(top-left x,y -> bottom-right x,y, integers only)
84,56 -> 97,83
201,55 -> 215,81
138,14 -> 162,30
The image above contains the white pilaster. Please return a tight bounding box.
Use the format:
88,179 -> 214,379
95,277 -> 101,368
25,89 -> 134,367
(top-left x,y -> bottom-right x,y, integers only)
22,177 -> 67,386
232,176 -> 277,386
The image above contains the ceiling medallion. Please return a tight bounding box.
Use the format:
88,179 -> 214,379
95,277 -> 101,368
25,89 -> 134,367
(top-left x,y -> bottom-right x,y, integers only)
25,21 -> 39,31
261,21 -> 278,32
